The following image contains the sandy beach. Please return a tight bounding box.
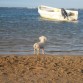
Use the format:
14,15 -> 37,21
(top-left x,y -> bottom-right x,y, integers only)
0,54 -> 83,83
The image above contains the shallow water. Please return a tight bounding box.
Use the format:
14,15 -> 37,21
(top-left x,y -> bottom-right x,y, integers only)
0,8 -> 83,55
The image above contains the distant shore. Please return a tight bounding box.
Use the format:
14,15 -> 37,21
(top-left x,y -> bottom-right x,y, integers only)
0,54 -> 83,83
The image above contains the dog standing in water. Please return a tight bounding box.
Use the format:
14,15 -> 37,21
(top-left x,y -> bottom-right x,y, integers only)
33,36 -> 47,55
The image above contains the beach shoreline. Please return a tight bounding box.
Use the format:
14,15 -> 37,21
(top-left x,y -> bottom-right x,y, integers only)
0,54 -> 83,83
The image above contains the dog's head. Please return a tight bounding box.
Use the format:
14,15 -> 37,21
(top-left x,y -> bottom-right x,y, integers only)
39,36 -> 47,43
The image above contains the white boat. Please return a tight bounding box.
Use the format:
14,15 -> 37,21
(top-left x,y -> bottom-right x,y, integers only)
38,5 -> 78,21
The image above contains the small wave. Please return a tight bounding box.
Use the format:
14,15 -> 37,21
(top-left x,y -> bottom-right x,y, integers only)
46,50 -> 83,53
10,50 -> 33,52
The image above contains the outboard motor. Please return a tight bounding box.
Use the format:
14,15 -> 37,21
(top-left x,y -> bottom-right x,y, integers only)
61,8 -> 68,19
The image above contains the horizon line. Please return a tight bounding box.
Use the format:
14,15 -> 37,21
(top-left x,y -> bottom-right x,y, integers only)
0,6 -> 82,9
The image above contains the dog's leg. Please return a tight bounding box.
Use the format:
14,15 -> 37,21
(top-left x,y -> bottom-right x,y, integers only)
42,48 -> 45,54
37,49 -> 40,55
34,49 -> 36,54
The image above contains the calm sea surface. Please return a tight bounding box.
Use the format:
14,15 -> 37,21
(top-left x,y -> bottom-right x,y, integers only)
0,7 -> 83,55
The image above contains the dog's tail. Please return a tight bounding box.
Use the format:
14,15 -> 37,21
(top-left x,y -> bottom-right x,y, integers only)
33,43 -> 39,49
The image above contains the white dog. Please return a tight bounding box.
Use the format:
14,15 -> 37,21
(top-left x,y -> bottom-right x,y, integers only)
33,36 -> 47,55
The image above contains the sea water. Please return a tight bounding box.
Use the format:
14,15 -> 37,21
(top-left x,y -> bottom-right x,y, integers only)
0,7 -> 83,55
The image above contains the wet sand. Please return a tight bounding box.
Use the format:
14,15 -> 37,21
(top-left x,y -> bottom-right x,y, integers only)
0,54 -> 83,83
